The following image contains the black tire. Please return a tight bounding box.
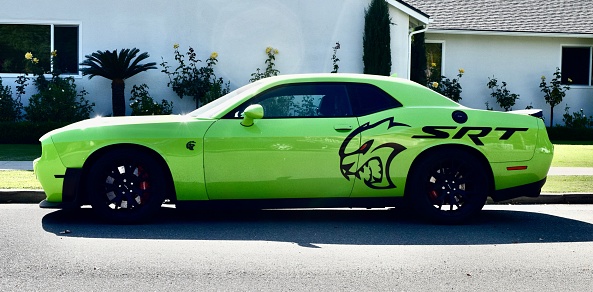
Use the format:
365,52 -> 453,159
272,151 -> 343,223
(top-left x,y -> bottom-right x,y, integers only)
408,148 -> 489,224
86,148 -> 168,224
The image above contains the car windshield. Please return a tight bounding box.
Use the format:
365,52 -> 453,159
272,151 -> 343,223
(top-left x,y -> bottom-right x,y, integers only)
187,80 -> 264,118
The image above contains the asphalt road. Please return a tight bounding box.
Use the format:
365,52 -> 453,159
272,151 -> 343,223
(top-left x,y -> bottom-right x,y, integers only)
1,204 -> 593,291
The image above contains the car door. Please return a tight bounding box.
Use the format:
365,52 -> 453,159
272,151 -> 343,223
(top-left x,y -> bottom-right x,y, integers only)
339,83 -> 408,198
203,83 -> 360,200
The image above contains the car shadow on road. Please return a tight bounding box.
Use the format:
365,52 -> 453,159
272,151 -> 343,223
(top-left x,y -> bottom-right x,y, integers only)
41,207 -> 593,246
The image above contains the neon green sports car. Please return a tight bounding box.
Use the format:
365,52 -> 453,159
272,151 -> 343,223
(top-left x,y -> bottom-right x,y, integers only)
35,74 -> 553,224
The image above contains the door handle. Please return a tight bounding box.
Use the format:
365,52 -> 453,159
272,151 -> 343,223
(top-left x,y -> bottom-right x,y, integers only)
334,125 -> 353,132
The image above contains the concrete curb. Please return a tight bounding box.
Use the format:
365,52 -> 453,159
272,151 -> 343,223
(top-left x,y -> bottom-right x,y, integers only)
0,189 -> 45,204
1,189 -> 592,205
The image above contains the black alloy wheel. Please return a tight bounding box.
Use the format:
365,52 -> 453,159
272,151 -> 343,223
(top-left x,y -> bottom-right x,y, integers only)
408,148 -> 489,224
87,148 -> 167,223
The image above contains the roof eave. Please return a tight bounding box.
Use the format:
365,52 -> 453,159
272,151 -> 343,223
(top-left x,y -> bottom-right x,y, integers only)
385,0 -> 430,25
428,28 -> 593,39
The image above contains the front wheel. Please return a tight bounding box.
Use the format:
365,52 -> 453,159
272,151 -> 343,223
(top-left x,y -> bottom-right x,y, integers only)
408,149 -> 490,224
86,148 -> 168,224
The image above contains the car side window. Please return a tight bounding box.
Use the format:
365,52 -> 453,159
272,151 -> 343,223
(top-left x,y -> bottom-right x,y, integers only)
224,83 -> 353,118
347,83 -> 402,116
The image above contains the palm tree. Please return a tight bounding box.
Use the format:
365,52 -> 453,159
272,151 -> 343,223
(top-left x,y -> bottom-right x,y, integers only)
80,48 -> 157,116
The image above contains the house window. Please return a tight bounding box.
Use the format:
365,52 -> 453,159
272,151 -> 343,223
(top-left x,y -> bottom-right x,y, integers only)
426,41 -> 444,79
561,46 -> 592,86
0,23 -> 79,74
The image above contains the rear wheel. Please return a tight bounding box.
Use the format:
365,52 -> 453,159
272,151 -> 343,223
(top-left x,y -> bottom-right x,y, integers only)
86,148 -> 167,224
408,149 -> 489,224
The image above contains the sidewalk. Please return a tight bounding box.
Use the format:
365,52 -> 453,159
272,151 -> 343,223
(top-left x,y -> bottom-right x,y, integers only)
1,161 -> 592,204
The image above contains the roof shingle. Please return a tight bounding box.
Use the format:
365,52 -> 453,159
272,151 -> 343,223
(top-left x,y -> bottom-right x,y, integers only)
403,0 -> 593,35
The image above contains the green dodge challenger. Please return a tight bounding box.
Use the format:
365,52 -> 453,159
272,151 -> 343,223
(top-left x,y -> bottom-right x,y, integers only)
34,74 -> 553,224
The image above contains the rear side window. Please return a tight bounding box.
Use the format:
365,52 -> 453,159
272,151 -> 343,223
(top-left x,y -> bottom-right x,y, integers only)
347,83 -> 402,116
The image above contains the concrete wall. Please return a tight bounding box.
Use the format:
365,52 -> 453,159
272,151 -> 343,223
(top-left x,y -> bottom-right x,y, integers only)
426,32 -> 593,126
1,0 -> 413,115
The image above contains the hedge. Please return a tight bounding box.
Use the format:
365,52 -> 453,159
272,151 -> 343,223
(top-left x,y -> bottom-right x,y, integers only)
0,121 -> 70,144
546,127 -> 593,142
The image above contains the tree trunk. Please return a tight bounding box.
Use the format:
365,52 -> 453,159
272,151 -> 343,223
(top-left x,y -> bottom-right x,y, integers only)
550,105 -> 554,127
111,79 -> 126,116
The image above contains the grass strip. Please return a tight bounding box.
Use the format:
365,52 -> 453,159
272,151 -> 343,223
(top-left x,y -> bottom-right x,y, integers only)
551,145 -> 593,167
0,170 -> 42,189
542,175 -> 593,193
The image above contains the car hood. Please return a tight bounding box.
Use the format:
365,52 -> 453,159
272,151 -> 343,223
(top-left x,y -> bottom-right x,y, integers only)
40,115 -> 215,142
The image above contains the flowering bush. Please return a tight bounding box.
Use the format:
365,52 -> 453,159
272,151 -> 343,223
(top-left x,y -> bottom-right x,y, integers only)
562,105 -> 593,128
129,84 -> 173,116
486,77 -> 520,111
0,77 -> 23,122
22,51 -> 94,123
249,47 -> 280,82
427,64 -> 464,102
161,45 -> 229,109
540,68 -> 570,126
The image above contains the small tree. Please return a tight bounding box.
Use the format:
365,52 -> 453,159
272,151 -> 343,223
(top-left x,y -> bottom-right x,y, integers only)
486,77 -> 520,111
363,0 -> 391,76
80,48 -> 157,116
540,68 -> 570,126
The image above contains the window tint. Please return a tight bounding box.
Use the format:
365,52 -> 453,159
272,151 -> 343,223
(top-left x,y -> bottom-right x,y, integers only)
347,83 -> 401,116
224,83 -> 352,118
561,47 -> 592,86
0,23 -> 79,74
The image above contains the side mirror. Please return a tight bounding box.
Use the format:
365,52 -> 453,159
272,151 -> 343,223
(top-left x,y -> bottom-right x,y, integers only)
241,104 -> 264,127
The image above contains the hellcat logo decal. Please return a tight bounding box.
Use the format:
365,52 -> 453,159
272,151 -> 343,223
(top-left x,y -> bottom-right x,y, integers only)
339,117 -> 409,189
186,141 -> 196,151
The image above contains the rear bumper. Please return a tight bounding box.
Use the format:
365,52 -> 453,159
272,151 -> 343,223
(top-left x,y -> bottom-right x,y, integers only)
490,177 -> 546,202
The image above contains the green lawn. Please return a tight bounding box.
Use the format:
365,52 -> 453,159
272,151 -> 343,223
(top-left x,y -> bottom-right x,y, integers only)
542,176 -> 593,193
551,144 -> 593,167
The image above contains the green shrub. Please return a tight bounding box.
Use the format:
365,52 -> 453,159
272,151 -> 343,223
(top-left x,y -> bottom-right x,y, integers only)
428,65 -> 465,102
129,84 -> 173,116
562,106 -> 593,128
25,76 -> 94,123
161,45 -> 229,108
486,77 -> 520,111
0,77 -> 23,122
249,47 -> 280,82
20,51 -> 94,123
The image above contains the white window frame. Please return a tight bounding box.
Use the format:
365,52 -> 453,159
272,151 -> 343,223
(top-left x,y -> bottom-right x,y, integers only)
0,20 -> 82,78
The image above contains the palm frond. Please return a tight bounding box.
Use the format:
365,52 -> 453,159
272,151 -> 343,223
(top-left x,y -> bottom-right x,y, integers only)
80,48 -> 156,81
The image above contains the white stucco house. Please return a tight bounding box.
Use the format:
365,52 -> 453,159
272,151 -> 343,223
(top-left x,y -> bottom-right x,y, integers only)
1,0 -> 591,125
0,0 -> 428,115
406,0 -> 593,126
